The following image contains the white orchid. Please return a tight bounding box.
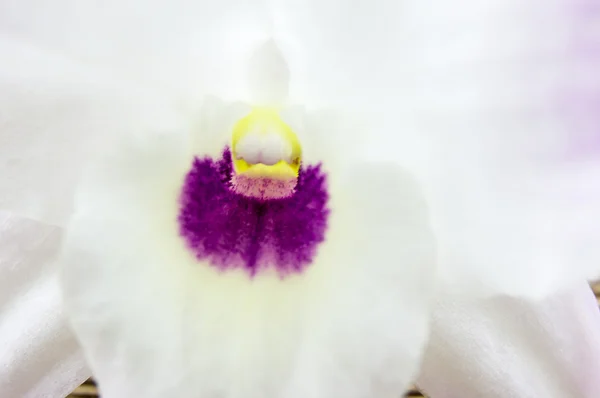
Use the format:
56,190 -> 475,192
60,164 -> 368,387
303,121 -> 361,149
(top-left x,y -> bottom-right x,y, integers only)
1,1 -> 600,398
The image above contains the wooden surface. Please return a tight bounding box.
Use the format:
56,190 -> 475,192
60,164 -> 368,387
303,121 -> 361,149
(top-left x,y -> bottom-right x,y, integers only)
67,282 -> 600,397
68,379 -> 427,397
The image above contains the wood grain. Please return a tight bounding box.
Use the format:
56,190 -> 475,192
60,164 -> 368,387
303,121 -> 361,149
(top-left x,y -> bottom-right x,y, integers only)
68,380 -> 427,397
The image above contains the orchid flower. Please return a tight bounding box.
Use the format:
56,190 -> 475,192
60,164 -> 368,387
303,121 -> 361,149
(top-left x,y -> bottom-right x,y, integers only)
1,1 -> 600,398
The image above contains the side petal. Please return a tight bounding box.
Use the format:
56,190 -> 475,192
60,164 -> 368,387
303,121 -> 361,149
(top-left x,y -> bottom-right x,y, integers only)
416,0 -> 600,297
0,211 -> 89,397
274,0 -> 600,296
0,0 -> 274,107
61,104 -> 436,396
416,282 -> 600,398
0,36 -> 181,227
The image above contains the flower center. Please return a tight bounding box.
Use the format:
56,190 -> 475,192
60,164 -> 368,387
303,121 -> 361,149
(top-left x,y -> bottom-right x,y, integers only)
230,108 -> 302,200
177,109 -> 329,277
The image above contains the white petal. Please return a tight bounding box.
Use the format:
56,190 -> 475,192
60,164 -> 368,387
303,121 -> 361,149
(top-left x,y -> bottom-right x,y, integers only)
0,0 -> 274,106
0,36 -> 182,227
279,106 -> 373,169
275,0 -> 600,296
0,211 -> 90,397
61,104 -> 436,396
411,1 -> 600,297
191,96 -> 251,156
248,40 -> 290,106
417,281 -> 600,397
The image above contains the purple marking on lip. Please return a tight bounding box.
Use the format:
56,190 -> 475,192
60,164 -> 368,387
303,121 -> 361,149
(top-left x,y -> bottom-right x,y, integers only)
178,148 -> 329,276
